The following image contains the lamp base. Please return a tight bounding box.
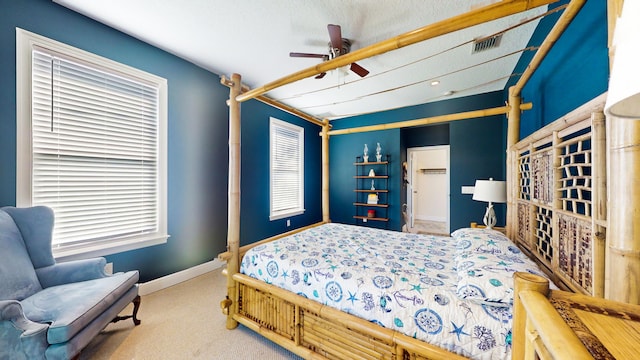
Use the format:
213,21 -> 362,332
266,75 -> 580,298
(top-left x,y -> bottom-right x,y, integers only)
483,202 -> 497,229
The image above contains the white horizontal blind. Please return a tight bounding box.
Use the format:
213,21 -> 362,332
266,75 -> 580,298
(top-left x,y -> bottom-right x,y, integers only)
270,118 -> 304,219
31,48 -> 160,247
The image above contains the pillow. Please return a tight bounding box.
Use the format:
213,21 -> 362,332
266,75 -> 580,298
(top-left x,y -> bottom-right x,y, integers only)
452,227 -> 520,257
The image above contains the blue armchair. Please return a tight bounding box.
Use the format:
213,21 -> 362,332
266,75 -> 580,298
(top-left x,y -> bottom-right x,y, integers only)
0,206 -> 141,359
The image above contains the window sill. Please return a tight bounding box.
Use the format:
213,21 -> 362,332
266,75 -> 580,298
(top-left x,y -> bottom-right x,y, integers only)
53,234 -> 170,262
270,209 -> 305,221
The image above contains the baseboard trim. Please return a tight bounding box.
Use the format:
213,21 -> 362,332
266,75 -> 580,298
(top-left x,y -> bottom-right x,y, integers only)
138,259 -> 225,296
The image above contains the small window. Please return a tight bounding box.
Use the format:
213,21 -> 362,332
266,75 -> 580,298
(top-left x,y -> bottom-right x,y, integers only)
16,28 -> 168,260
270,117 -> 304,220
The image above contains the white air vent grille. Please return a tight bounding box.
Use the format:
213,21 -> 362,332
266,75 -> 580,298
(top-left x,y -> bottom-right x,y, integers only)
472,34 -> 503,53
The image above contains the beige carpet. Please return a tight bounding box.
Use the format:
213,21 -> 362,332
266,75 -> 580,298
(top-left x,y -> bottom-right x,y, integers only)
80,269 -> 302,359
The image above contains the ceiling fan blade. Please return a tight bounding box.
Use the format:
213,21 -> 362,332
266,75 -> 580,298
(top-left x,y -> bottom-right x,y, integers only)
350,62 -> 370,77
327,24 -> 342,51
315,72 -> 327,79
290,52 -> 327,58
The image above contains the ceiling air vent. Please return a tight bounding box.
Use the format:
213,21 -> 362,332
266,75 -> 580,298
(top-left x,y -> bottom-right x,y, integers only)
472,34 -> 503,53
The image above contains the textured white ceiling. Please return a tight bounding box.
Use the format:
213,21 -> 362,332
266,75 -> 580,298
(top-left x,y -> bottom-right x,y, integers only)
54,0 -> 548,120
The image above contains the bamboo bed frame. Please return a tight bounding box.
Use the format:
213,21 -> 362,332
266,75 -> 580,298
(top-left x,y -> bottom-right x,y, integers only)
218,0 -> 640,359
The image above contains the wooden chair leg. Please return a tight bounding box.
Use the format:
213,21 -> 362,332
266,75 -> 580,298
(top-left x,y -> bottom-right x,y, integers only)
131,295 -> 141,325
111,295 -> 142,326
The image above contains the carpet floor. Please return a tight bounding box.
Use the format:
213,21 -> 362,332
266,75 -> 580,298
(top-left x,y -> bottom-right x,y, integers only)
80,268 -> 302,359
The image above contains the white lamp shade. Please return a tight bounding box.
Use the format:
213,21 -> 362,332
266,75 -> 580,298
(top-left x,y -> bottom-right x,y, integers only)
473,179 -> 506,203
605,0 -> 640,118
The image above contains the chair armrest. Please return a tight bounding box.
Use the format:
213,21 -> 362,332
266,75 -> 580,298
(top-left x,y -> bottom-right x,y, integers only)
0,300 -> 49,359
36,257 -> 109,288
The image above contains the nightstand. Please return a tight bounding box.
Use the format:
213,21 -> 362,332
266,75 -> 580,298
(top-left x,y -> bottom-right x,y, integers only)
470,222 -> 506,235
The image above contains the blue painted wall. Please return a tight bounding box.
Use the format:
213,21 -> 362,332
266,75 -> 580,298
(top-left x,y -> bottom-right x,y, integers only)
239,100 -> 323,246
329,92 -> 506,231
329,129 -> 401,230
507,0 -> 609,138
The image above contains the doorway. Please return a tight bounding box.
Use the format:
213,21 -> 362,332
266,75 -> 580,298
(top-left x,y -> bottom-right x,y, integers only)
405,146 -> 450,235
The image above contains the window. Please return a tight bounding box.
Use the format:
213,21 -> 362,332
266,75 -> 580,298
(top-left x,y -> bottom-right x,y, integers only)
16,28 -> 168,260
270,117 -> 304,220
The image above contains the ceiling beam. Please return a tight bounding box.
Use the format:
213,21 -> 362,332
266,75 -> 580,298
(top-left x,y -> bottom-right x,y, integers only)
236,0 -> 560,103
327,103 -> 533,136
221,75 -> 324,126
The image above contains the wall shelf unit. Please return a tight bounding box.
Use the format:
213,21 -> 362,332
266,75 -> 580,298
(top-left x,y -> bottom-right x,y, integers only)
353,155 -> 389,227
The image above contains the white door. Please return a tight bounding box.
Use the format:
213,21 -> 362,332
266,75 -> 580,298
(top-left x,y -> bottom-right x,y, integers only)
406,146 -> 450,234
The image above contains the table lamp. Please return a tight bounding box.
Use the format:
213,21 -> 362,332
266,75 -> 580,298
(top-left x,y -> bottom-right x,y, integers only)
472,178 -> 506,229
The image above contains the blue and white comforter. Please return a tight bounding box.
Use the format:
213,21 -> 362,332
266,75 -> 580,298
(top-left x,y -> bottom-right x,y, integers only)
241,223 -> 548,359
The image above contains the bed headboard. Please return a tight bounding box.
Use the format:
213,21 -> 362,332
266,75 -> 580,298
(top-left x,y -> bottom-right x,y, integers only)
507,93 -> 607,297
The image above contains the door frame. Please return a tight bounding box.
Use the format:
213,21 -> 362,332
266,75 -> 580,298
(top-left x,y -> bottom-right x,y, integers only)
406,145 -> 450,233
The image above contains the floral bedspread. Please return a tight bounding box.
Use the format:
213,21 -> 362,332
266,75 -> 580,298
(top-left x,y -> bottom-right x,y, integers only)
241,223 -> 516,359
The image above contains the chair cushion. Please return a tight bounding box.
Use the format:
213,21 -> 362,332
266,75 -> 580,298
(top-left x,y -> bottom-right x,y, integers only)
0,210 -> 42,301
20,271 -> 139,344
2,206 -> 56,269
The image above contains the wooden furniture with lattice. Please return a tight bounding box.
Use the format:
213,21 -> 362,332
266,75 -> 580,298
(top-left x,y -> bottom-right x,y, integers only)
514,272 -> 640,360
508,93 -> 607,297
506,93 -> 640,359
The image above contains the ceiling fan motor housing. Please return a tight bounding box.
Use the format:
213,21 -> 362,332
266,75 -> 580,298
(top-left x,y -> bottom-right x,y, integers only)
329,38 -> 352,59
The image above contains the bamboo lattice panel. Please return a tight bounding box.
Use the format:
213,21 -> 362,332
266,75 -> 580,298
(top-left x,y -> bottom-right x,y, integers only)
516,202 -> 530,250
532,149 -> 553,204
518,151 -> 531,201
237,282 -> 296,341
558,134 -> 592,216
534,206 -> 553,267
301,309 -> 395,360
511,107 -> 602,295
557,214 -> 593,293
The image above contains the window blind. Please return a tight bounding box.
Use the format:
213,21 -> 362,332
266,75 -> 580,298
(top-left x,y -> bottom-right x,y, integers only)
270,118 -> 304,219
32,48 -> 160,247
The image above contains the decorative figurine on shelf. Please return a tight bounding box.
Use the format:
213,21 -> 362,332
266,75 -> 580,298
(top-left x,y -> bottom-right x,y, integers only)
376,142 -> 382,162
371,179 -> 375,190
368,169 -> 375,177
363,144 -> 369,163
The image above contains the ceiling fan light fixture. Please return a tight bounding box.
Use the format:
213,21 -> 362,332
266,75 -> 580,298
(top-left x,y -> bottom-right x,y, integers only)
290,24 -> 370,80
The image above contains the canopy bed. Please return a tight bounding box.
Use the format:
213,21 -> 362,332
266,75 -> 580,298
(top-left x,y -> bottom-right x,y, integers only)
218,0 -> 640,358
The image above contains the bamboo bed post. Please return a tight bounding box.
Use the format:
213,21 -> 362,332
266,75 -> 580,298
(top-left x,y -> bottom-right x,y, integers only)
321,119 -> 330,223
512,272 -> 550,360
505,0 -> 585,239
607,113 -> 640,304
591,111 -> 606,298
528,143 -> 536,251
551,131 -> 562,276
225,73 -> 242,329
507,87 -> 522,240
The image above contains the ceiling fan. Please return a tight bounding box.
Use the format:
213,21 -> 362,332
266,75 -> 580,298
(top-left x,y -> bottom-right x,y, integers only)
290,24 -> 370,79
